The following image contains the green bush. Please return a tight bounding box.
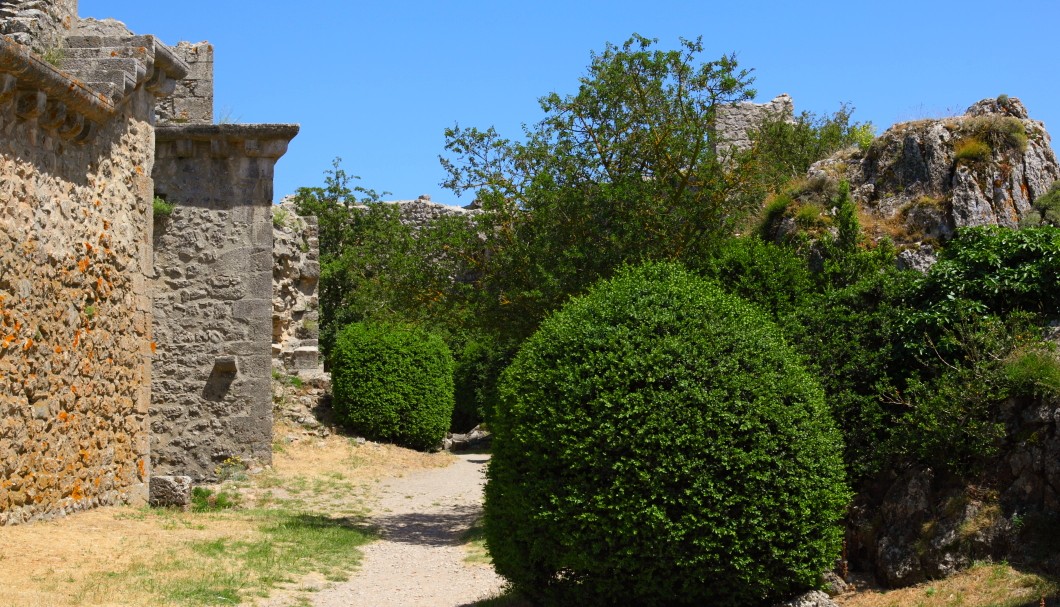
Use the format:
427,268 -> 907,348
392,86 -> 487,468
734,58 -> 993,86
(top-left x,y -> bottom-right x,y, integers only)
330,322 -> 454,451
1023,180 -> 1060,227
962,115 -> 1028,154
152,195 -> 175,218
954,138 -> 992,164
485,262 -> 849,607
906,226 -> 1060,327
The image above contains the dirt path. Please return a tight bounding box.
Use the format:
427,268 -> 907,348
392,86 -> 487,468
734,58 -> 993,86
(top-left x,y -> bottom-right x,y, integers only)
306,452 -> 505,607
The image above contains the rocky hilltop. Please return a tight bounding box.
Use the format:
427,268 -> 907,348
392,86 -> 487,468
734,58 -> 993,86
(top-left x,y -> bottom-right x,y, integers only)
802,97 -> 1059,260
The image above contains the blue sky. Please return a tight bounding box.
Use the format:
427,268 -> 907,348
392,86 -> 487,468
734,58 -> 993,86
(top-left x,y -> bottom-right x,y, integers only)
80,1 -> 1060,205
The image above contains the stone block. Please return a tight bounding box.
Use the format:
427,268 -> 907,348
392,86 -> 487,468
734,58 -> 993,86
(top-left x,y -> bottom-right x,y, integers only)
293,346 -> 319,371
232,299 -> 271,320
149,475 -> 192,509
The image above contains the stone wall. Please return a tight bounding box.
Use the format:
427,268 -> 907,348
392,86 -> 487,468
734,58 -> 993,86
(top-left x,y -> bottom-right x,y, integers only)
272,198 -> 321,375
715,93 -> 794,151
0,0 -> 77,54
151,124 -> 298,481
156,41 -> 213,125
382,194 -> 480,228
0,28 -> 180,524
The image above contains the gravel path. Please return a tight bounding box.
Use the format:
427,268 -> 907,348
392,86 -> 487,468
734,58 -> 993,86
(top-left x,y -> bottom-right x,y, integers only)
310,453 -> 505,607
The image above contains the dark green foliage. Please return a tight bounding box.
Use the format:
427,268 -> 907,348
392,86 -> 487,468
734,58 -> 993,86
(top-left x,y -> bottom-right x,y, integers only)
330,322 -> 455,451
901,227 -> 1060,345
696,236 -> 816,335
486,263 -> 848,607
1021,180 -> 1060,227
789,270 -> 913,479
451,335 -> 517,432
885,312 -> 1031,472
293,160 -> 481,358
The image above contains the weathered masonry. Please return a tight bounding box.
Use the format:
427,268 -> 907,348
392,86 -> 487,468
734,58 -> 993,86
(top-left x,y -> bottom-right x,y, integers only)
0,0 -> 298,524
0,0 -> 183,524
152,124 -> 297,480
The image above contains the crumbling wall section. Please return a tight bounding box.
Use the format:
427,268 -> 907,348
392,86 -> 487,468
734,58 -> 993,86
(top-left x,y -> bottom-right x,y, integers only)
385,194 -> 481,228
272,198 -> 321,375
715,93 -> 794,151
151,124 -> 298,481
0,37 -> 157,525
155,41 -> 213,125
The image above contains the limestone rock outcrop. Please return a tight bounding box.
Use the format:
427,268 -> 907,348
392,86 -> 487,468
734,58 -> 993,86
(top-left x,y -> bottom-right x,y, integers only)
808,96 -> 1059,245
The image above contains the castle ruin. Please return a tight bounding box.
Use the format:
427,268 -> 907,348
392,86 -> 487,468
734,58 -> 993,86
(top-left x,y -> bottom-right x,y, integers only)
0,0 -> 301,523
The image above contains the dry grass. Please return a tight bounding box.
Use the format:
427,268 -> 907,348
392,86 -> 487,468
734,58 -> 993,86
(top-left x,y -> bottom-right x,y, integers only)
0,421 -> 453,607
836,563 -> 1058,607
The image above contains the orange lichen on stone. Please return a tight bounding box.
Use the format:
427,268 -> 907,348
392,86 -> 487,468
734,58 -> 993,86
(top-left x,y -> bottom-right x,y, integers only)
77,257 -> 90,272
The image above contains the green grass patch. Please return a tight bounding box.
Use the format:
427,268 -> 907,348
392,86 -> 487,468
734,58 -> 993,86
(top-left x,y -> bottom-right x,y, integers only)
191,487 -> 241,512
461,518 -> 491,565
84,509 -> 373,606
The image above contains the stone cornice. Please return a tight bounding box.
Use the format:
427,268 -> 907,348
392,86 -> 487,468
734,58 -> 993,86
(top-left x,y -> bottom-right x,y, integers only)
155,124 -> 300,159
0,33 -> 191,143
0,34 -> 113,130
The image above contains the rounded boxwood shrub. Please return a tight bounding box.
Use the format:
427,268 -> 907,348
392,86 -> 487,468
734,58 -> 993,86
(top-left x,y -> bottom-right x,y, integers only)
485,262 -> 849,607
330,321 -> 454,451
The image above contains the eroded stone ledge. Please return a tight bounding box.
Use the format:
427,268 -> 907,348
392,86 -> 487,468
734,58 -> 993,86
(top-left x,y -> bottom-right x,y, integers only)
155,124 -> 300,159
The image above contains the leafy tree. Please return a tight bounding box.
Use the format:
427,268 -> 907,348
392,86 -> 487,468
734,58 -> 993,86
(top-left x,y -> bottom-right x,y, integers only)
744,104 -> 874,194
293,160 -> 481,356
440,34 -> 759,341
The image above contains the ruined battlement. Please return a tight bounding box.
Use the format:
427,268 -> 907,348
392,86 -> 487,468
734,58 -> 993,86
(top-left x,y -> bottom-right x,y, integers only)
155,41 -> 213,125
715,93 -> 794,151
